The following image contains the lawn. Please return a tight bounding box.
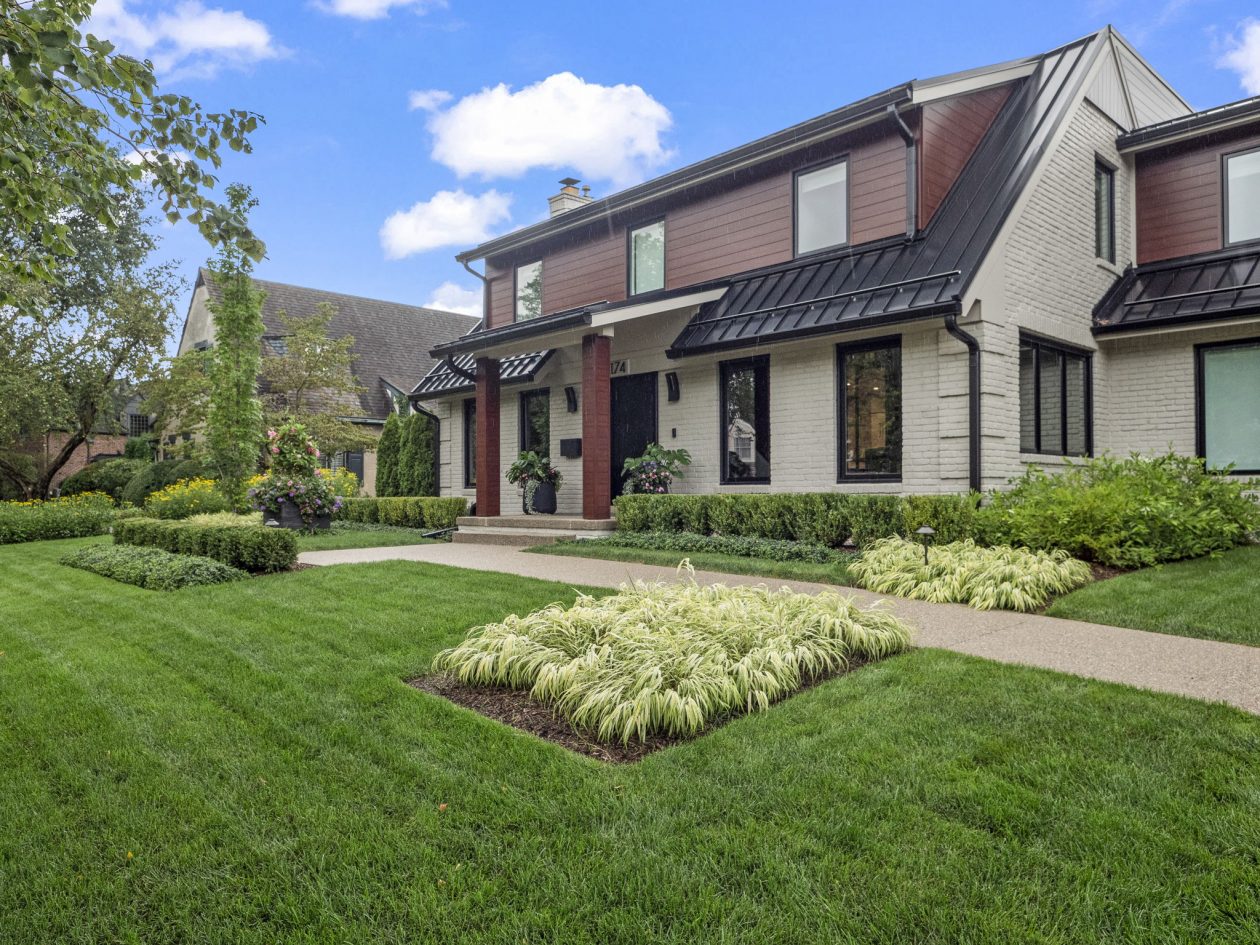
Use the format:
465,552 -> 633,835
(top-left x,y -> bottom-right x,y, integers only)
295,522 -> 437,552
1048,545 -> 1260,647
530,540 -> 858,586
2,537 -> 1259,943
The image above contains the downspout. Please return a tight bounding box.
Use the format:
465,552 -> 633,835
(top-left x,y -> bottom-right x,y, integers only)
461,258 -> 490,324
944,313 -> 982,493
888,105 -> 917,239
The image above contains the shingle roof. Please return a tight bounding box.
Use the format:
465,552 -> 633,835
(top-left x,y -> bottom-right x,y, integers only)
1093,245 -> 1260,334
197,269 -> 477,420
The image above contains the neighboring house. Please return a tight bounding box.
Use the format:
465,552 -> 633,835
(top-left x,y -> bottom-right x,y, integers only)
413,26 -> 1260,521
179,270 -> 476,494
47,393 -> 150,492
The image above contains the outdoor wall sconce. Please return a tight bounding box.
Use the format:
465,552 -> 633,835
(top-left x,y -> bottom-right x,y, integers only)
665,372 -> 680,402
915,525 -> 936,565
564,386 -> 579,412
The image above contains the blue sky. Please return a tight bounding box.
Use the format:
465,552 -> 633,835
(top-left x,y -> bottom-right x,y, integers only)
95,0 -> 1260,332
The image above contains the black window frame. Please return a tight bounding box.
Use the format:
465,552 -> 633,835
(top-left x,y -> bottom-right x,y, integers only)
1019,333 -> 1093,457
127,413 -> 152,438
1195,336 -> 1260,475
718,355 -> 771,485
836,335 -> 903,482
1094,157 -> 1116,264
518,388 -> 551,456
626,217 -> 667,297
462,397 -> 477,488
514,259 -> 544,322
792,156 -> 850,258
1223,145 -> 1260,248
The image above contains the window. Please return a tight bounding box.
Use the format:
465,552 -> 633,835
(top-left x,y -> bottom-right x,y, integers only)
795,159 -> 848,256
519,389 -> 550,455
515,260 -> 543,321
629,220 -> 665,295
838,338 -> 901,479
1094,160 -> 1115,263
1019,335 -> 1092,456
463,398 -> 477,488
1197,339 -> 1260,473
1226,148 -> 1260,245
720,356 -> 770,483
127,414 -> 152,438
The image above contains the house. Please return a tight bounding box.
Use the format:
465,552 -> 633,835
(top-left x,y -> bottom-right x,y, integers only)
44,392 -> 150,493
179,270 -> 477,493
412,27 -> 1260,527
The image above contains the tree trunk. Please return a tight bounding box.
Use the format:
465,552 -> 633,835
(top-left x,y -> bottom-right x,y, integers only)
36,429 -> 87,499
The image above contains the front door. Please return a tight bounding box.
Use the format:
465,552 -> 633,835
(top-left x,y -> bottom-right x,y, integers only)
610,372 -> 658,498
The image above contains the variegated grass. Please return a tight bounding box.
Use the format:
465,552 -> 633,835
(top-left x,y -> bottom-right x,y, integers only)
432,563 -> 914,744
850,538 -> 1093,612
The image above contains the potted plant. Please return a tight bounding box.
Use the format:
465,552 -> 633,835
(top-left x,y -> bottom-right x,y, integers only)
506,450 -> 562,514
622,443 -> 692,494
248,423 -> 344,531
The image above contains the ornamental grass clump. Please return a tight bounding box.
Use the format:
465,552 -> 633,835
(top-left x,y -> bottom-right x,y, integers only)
432,569 -> 914,744
850,537 -> 1092,612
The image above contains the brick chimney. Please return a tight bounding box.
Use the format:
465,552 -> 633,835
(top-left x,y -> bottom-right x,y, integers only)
548,177 -> 593,217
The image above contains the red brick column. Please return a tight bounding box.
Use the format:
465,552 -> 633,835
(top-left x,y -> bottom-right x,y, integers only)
475,357 -> 500,517
581,334 -> 612,520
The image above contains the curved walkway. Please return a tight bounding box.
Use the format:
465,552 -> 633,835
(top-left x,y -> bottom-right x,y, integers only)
300,543 -> 1260,715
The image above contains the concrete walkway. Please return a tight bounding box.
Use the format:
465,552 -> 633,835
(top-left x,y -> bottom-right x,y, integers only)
300,543 -> 1260,716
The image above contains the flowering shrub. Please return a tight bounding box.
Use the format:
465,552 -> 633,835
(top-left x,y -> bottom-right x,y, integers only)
266,422 -> 320,476
249,473 -> 342,527
317,466 -> 359,498
622,444 -> 692,495
0,492 -> 116,544
144,478 -> 231,520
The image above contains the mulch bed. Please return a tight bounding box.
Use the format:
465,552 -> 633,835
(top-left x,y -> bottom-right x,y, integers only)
410,655 -> 873,764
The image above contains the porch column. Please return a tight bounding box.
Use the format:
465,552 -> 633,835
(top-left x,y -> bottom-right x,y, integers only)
581,333 -> 612,520
475,356 -> 500,517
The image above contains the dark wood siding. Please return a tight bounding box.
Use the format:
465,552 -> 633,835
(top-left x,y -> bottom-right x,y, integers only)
1135,127 -> 1260,264
666,171 -> 791,287
544,224 -> 626,313
485,261 -> 513,329
918,84 -> 1012,226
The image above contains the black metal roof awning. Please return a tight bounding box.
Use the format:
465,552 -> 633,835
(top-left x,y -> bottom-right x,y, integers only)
411,350 -> 554,397
1093,245 -> 1260,335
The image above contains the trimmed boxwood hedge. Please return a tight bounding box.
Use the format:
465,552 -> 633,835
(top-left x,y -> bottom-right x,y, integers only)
0,493 -> 118,544
613,492 -> 981,548
60,544 -> 246,590
113,517 -> 297,573
337,496 -> 466,530
569,530 -> 845,563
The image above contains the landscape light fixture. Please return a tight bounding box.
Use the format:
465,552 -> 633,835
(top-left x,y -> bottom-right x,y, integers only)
915,525 -> 936,565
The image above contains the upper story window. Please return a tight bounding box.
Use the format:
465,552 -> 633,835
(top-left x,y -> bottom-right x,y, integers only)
1225,147 -> 1260,245
515,260 -> 543,321
127,414 -> 152,438
795,159 -> 848,256
629,220 -> 665,295
1094,160 -> 1116,263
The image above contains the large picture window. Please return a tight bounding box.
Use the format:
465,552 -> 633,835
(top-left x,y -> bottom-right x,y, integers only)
720,356 -> 770,483
629,220 -> 665,295
1094,159 -> 1116,263
519,389 -> 550,456
795,159 -> 848,256
515,260 -> 543,321
463,398 -> 476,488
838,338 -> 902,479
1197,339 -> 1260,473
1226,148 -> 1260,246
1019,335 -> 1092,456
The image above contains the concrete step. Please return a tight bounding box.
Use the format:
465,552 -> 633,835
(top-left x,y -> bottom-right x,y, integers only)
457,514 -> 616,532
452,530 -> 550,547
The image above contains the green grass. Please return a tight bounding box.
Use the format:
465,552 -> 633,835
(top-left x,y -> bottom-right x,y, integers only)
1048,545 -> 1260,647
3,537 -> 1259,943
295,522 -> 437,552
531,540 -> 858,585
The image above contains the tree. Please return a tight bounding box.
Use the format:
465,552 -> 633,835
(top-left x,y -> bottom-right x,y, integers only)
258,304 -> 378,457
396,411 -> 437,497
0,0 -> 264,291
0,189 -> 178,498
204,185 -> 265,510
375,412 -> 402,496
141,346 -> 213,457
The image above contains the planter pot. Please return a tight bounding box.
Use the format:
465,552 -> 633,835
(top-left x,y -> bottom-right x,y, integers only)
530,481 -> 558,515
270,503 -> 331,531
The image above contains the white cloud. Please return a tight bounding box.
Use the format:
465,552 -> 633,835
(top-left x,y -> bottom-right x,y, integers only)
87,0 -> 283,80
408,88 -> 453,112
1219,19 -> 1260,94
424,281 -> 483,317
425,72 -> 673,187
318,0 -> 441,20
379,189 -> 512,259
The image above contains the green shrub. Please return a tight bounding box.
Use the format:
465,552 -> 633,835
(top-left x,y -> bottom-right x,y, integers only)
901,493 -> 981,545
144,478 -> 231,519
568,530 -> 843,563
186,512 -> 261,528
0,493 -> 117,544
60,543 -> 246,590
850,537 -> 1092,612
396,411 -> 438,496
59,458 -> 148,503
124,437 -> 154,460
339,496 -> 465,530
979,453 -> 1260,568
433,574 -> 913,744
114,517 -> 297,573
375,412 -> 402,496
121,458 -> 210,507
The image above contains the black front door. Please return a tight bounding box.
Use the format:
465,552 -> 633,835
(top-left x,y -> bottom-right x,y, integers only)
610,372 -> 658,497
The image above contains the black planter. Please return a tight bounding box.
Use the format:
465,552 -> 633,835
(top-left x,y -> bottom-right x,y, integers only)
270,502 -> 331,531
530,481 -> 558,514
